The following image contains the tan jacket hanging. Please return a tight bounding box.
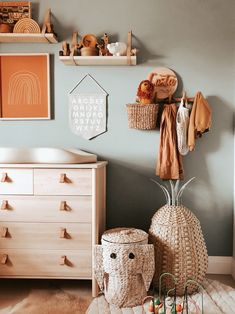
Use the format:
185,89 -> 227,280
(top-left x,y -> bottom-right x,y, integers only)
188,91 -> 212,151
156,103 -> 184,180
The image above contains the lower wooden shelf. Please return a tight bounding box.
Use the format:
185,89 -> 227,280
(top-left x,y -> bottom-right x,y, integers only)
59,55 -> 137,66
0,33 -> 58,43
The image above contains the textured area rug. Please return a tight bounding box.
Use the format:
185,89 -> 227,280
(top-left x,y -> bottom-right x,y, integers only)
0,288 -> 90,314
86,279 -> 235,314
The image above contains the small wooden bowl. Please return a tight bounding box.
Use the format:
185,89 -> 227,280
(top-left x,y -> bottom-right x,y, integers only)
0,23 -> 13,33
80,47 -> 98,56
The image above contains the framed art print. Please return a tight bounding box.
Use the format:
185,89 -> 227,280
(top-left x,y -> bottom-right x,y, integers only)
0,53 -> 50,120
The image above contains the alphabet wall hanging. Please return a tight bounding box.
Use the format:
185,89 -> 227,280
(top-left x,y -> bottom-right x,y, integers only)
69,74 -> 108,140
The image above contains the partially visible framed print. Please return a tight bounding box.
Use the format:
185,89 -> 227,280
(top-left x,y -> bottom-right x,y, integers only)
0,2 -> 31,26
0,53 -> 50,120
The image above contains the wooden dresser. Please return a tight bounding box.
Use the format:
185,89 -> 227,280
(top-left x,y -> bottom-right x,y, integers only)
0,161 -> 107,296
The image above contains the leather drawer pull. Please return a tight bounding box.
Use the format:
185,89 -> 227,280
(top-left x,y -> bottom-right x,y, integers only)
60,255 -> 67,265
1,254 -> 8,265
1,227 -> 8,238
59,173 -> 67,183
60,201 -> 67,211
60,228 -> 67,238
1,200 -> 8,210
1,173 -> 7,182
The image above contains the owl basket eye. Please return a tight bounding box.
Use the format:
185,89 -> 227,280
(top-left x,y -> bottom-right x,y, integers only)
110,253 -> 117,259
129,252 -> 135,259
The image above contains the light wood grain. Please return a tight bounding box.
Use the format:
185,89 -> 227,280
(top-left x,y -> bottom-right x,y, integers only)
0,33 -> 58,43
0,196 -> 92,222
0,162 -> 107,292
0,169 -> 33,195
59,55 -> 137,66
0,222 -> 91,250
0,161 -> 107,169
34,169 -> 92,195
0,249 -> 92,278
91,166 -> 106,297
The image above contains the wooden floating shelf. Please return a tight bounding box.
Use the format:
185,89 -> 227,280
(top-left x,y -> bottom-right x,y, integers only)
59,55 -> 137,66
0,33 -> 58,43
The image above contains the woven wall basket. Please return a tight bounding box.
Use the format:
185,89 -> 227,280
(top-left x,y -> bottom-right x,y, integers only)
149,205 -> 208,296
126,103 -> 158,130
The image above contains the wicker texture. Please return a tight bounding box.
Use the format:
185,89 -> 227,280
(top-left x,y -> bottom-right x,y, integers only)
149,205 -> 208,296
126,103 -> 158,130
102,227 -> 148,244
94,228 -> 155,308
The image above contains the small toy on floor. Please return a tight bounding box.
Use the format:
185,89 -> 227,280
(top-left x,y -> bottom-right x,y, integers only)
142,273 -> 204,314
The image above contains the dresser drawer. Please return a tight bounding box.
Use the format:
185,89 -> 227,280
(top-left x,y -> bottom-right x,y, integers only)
0,169 -> 33,195
0,223 -> 91,250
34,169 -> 92,195
0,249 -> 92,278
0,196 -> 92,222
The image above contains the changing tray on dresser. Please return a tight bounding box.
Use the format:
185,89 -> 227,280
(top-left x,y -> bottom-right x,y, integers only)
0,161 -> 107,297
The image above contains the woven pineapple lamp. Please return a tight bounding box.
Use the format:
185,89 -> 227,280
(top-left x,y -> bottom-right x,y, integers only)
148,178 -> 208,296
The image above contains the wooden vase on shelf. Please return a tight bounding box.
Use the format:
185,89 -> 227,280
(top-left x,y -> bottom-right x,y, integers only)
148,178 -> 208,296
80,47 -> 98,56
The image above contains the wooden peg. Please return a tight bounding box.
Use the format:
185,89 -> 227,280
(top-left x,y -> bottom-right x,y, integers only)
1,173 -> 7,182
1,200 -> 8,210
59,173 -> 66,183
60,201 -> 67,211
1,227 -> 8,238
60,228 -> 67,238
1,254 -> 8,265
60,255 -> 67,265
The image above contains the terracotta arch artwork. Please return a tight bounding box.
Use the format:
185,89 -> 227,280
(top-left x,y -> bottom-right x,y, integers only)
0,53 -> 50,119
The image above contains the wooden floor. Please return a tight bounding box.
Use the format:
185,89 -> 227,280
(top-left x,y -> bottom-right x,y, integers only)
0,275 -> 234,312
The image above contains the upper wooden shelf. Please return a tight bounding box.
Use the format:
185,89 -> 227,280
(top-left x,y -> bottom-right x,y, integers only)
59,31 -> 137,66
59,55 -> 136,66
0,9 -> 58,44
0,32 -> 58,43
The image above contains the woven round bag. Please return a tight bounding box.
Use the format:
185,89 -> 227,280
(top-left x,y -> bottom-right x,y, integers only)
149,205 -> 208,296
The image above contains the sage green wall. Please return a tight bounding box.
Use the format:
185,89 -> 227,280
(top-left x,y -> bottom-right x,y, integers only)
0,0 -> 234,256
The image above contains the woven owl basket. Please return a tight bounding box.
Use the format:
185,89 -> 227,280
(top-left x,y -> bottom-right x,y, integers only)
149,204 -> 208,296
94,227 -> 155,308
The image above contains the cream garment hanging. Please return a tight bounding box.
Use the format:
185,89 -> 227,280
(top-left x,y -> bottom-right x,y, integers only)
176,98 -> 190,156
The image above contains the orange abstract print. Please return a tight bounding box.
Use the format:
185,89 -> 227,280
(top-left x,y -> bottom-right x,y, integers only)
0,54 -> 49,119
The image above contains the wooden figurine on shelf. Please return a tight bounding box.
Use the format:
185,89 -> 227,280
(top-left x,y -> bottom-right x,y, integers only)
136,80 -> 155,104
107,42 -> 127,56
97,33 -> 111,56
60,41 -> 71,56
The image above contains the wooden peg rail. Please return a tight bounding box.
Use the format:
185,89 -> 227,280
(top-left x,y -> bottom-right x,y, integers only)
158,96 -> 195,104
